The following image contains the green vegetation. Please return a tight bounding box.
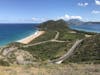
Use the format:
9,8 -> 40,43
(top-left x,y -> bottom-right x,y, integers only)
19,20 -> 96,62
38,19 -> 69,31
20,20 -> 100,64
0,60 -> 9,66
58,32 -> 85,41
0,19 -> 100,65
66,34 -> 100,63
20,20 -> 83,62
22,42 -> 69,61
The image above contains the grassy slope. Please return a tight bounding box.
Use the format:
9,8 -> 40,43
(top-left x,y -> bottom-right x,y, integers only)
0,64 -> 100,75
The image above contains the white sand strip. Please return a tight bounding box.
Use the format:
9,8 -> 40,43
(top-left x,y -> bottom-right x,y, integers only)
17,31 -> 45,44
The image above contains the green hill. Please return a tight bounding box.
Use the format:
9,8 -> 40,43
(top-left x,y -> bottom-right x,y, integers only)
38,19 -> 69,31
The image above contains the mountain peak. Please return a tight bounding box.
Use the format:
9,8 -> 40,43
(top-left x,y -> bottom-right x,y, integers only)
68,19 -> 84,25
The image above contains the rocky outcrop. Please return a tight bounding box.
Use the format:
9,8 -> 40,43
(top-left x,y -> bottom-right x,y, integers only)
0,46 -> 36,66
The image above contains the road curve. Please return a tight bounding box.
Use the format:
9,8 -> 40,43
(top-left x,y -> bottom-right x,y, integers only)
50,39 -> 83,64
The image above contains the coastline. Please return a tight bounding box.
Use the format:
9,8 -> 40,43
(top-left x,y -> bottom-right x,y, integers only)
68,25 -> 100,33
16,31 -> 45,44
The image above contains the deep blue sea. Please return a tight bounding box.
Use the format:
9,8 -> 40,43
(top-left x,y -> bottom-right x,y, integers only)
68,24 -> 100,33
0,23 -> 38,46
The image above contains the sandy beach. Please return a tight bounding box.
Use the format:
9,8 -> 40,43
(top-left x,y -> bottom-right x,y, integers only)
17,31 -> 45,44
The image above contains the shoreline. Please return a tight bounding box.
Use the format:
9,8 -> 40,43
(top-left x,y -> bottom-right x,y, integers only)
16,31 -> 45,44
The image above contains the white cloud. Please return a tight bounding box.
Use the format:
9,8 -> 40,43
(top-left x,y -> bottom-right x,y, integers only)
32,17 -> 48,22
70,16 -> 82,19
78,2 -> 88,7
57,14 -> 82,20
95,0 -> 100,5
32,17 -> 38,21
92,10 -> 100,14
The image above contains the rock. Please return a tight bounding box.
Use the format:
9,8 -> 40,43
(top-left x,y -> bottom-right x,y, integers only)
1,47 -> 17,56
14,50 -> 35,65
0,46 -> 36,65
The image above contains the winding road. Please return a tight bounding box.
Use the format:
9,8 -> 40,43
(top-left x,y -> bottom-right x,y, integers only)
22,31 -> 84,64
50,39 -> 83,64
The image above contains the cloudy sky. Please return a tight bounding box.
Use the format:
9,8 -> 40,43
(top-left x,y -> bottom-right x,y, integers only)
0,0 -> 100,23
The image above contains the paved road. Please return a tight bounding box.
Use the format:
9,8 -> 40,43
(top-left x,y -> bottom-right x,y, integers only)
50,39 -> 83,64
23,40 -> 50,47
54,31 -> 59,40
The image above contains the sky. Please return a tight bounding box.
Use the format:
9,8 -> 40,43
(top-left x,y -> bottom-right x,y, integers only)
0,0 -> 100,23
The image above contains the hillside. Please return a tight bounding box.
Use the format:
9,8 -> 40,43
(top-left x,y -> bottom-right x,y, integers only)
0,19 -> 100,66
65,34 -> 100,63
38,19 -> 69,31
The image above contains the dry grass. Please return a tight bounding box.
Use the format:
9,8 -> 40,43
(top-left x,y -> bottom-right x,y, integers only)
0,64 -> 100,75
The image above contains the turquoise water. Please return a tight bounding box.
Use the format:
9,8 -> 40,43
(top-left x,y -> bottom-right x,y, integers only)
0,23 -> 38,46
68,23 -> 100,33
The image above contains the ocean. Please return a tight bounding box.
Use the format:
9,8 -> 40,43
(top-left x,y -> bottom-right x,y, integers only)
0,23 -> 100,46
68,24 -> 100,33
0,23 -> 38,46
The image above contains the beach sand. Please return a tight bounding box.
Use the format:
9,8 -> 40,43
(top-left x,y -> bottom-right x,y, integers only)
17,31 -> 45,44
